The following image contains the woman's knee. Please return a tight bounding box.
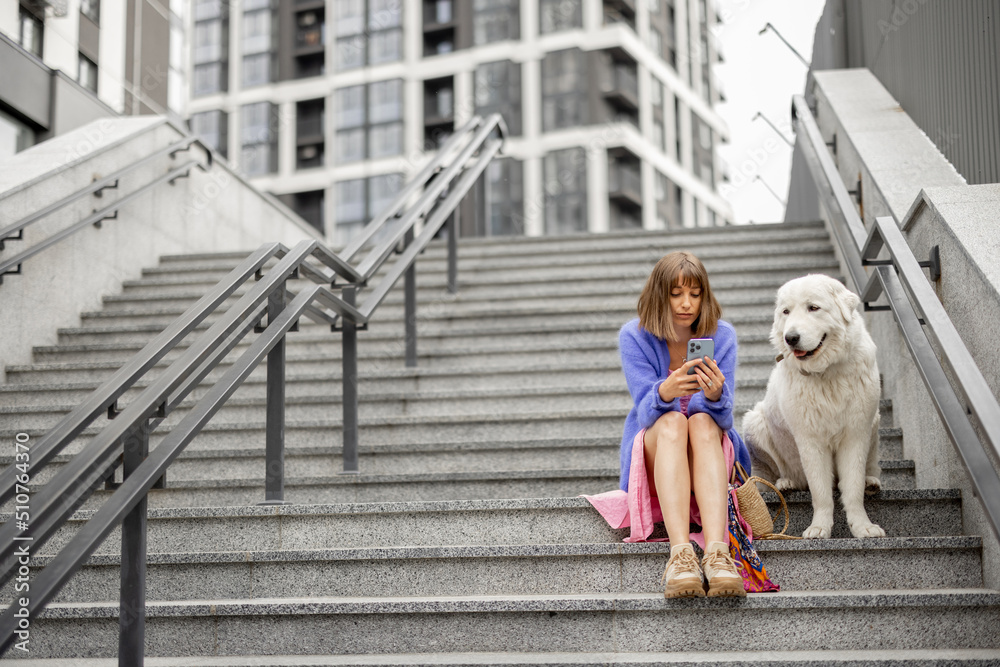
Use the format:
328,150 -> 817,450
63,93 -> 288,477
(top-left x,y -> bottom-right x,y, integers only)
647,412 -> 688,450
688,412 -> 722,444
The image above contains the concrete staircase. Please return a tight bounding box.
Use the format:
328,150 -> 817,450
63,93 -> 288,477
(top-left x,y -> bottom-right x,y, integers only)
3,221 -> 999,664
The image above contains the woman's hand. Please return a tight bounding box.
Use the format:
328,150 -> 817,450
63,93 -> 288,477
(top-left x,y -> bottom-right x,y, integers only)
691,356 -> 725,402
658,358 -> 709,402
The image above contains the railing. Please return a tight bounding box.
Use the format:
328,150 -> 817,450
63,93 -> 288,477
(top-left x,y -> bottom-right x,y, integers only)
0,113 -> 506,661
0,136 -> 211,283
792,93 -> 1000,541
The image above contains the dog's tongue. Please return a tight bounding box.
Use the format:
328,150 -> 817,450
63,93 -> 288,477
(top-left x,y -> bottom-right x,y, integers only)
793,349 -> 808,358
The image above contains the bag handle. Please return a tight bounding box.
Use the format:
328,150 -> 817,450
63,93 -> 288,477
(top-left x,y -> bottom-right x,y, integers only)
732,462 -> 799,539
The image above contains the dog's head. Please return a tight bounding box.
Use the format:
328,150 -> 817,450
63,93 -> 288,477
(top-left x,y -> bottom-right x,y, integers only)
770,274 -> 860,373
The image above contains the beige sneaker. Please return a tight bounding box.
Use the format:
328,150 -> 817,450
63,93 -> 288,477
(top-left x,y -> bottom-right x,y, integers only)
660,543 -> 705,598
701,541 -> 746,598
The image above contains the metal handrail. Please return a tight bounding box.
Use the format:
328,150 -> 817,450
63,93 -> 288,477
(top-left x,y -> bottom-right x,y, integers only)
0,137 -> 210,280
0,113 -> 506,661
792,93 -> 1000,541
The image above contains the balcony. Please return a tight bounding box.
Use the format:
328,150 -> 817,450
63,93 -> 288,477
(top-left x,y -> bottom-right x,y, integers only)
424,81 -> 454,126
608,160 -> 641,208
423,0 -> 456,32
294,10 -> 325,55
601,63 -> 638,111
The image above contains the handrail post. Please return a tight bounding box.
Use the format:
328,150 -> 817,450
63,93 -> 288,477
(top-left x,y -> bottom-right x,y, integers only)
404,227 -> 417,367
341,285 -> 359,473
119,418 -> 151,667
262,282 -> 287,504
447,210 -> 458,294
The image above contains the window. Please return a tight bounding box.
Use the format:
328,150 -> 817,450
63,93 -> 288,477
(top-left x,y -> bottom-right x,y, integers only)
335,173 -> 403,246
335,80 -> 404,163
241,102 -> 277,176
243,2 -> 273,87
648,27 -> 663,58
190,110 -> 229,158
473,0 -> 519,45
282,190 -> 325,232
335,0 -> 402,70
81,0 -> 100,24
296,99 -> 324,169
541,49 -> 586,131
192,0 -> 227,96
544,148 -> 587,235
654,171 -> 681,230
0,108 -> 36,160
368,173 -> 404,220
19,5 -> 43,58
484,158 -> 524,236
475,61 -> 522,136
650,77 -> 662,106
691,112 -> 714,185
539,0 -> 581,33
77,54 -> 98,93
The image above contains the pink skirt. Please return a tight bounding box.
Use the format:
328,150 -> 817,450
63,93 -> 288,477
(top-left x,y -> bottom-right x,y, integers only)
583,426 -> 735,548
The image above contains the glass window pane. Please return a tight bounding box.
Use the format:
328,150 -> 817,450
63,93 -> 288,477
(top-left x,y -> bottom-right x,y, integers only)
369,28 -> 402,64
336,178 -> 366,222
243,9 -> 271,54
540,0 -> 581,34
336,35 -> 365,69
243,53 -> 271,87
242,144 -> 270,176
369,79 -> 402,123
336,85 -> 366,128
368,173 -> 403,217
193,63 -> 222,95
369,0 -> 402,29
335,0 -> 365,36
336,128 -> 366,162
241,102 -> 271,143
369,122 -> 402,158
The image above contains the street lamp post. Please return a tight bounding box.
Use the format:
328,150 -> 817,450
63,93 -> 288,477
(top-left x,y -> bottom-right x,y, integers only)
754,175 -> 787,207
752,111 -> 794,147
758,22 -> 811,69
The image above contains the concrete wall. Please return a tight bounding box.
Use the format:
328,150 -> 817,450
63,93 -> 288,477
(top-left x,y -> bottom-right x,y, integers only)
810,69 -> 1000,587
0,116 -> 323,381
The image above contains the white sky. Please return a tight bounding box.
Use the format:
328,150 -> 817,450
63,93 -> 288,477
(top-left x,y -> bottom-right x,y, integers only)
713,0 -> 826,224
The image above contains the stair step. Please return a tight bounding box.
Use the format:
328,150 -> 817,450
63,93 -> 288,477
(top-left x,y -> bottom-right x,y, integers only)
11,648 -> 1000,666
20,590 -> 1000,658
34,491 -> 965,557
17,536 -> 983,604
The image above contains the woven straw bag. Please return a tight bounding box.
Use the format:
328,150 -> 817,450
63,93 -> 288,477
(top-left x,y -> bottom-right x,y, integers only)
731,462 -> 799,540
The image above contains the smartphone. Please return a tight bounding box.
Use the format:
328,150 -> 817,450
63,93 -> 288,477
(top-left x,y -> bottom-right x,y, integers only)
686,338 -> 715,375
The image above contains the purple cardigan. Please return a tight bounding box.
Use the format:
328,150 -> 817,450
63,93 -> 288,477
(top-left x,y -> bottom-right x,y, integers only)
618,317 -> 751,491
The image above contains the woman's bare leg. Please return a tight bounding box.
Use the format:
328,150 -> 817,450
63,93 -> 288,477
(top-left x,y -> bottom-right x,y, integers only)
687,412 -> 727,545
643,412 -> 692,545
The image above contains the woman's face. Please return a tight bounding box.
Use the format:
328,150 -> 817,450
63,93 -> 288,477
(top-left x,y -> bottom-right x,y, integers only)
669,280 -> 702,332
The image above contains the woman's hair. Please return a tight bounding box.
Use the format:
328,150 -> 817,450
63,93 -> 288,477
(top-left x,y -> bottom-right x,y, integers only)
637,251 -> 722,341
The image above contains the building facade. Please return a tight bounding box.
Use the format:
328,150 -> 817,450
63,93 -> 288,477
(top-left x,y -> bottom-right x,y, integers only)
186,0 -> 731,245
0,0 -> 186,160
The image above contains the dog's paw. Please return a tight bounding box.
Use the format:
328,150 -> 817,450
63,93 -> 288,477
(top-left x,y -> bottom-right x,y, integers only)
850,521 -> 886,539
775,477 -> 796,492
864,476 -> 882,496
801,524 -> 832,539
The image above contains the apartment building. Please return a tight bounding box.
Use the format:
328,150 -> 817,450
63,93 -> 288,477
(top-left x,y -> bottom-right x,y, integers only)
0,0 -> 186,159
186,0 -> 731,245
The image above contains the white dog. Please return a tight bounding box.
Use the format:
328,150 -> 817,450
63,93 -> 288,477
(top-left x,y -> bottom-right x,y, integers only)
742,274 -> 885,539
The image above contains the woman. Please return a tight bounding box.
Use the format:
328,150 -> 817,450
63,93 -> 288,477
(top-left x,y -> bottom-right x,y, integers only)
618,251 -> 751,598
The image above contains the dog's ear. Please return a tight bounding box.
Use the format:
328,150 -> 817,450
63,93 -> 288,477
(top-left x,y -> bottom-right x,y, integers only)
833,283 -> 861,323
